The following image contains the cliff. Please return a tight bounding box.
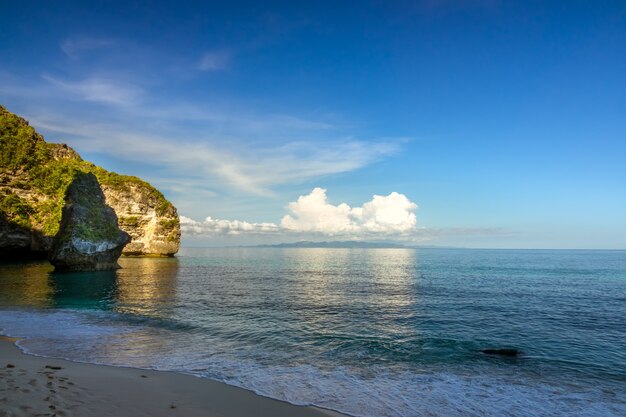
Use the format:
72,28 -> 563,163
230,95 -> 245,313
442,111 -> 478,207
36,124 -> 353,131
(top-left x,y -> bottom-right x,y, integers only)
0,105 -> 180,258
49,172 -> 131,271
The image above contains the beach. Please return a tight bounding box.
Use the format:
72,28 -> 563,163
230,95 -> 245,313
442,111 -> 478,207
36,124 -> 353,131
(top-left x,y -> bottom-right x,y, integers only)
0,336 -> 345,417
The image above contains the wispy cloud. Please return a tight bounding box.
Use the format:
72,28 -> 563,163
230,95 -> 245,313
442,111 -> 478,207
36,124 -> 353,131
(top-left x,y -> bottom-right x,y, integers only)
198,50 -> 231,71
1,67 -> 405,199
61,37 -> 115,58
41,75 -> 143,106
29,115 -> 399,196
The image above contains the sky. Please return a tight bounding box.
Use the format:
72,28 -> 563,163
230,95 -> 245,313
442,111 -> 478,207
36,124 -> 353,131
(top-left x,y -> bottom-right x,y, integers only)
1,0 -> 625,248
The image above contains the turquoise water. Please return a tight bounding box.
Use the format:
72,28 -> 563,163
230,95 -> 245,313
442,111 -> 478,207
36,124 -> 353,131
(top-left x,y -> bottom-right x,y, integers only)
0,248 -> 625,416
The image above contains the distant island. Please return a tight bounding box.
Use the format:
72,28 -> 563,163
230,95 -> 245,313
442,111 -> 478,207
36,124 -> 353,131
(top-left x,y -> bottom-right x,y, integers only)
256,241 -> 407,248
253,241 -> 450,249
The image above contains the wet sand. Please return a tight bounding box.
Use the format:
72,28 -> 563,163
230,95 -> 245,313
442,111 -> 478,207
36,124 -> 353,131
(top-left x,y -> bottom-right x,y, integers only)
0,337 -> 347,417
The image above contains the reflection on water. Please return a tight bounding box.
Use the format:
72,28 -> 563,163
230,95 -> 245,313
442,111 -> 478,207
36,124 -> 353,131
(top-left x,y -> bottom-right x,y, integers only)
286,248 -> 352,310
361,248 -> 418,308
0,257 -> 179,315
116,257 -> 179,317
285,248 -> 419,342
286,248 -> 417,306
0,261 -> 54,308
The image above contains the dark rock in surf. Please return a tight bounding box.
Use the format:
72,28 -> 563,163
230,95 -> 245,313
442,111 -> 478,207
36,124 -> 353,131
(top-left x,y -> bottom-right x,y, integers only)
481,348 -> 520,357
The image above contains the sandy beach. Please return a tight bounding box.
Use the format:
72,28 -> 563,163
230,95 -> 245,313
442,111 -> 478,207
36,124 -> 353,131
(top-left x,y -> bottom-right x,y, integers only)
0,337 -> 346,417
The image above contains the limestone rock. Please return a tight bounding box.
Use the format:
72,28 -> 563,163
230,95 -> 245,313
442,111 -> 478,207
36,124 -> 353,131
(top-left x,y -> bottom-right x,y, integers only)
49,143 -> 82,161
48,172 -> 131,271
102,184 -> 180,256
0,104 -> 180,258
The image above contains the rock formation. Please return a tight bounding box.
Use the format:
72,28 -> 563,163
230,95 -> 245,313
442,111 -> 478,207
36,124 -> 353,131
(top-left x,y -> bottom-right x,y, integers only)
101,182 -> 180,256
49,172 -> 131,271
0,105 -> 180,258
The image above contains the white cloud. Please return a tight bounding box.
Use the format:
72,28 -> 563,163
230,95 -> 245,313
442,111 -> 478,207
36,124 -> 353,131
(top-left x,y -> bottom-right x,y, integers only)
198,50 -> 231,71
180,216 -> 280,236
282,188 -> 417,235
181,188 -> 419,238
157,189 -> 513,244
354,192 -> 418,233
281,188 -> 357,234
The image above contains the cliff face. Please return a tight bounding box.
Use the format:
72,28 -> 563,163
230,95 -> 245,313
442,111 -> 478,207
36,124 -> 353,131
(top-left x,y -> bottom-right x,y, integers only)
102,183 -> 180,256
0,105 -> 180,258
49,172 -> 131,271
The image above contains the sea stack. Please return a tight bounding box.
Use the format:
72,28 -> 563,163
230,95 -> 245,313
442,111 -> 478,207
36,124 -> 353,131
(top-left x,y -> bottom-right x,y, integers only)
48,172 -> 131,272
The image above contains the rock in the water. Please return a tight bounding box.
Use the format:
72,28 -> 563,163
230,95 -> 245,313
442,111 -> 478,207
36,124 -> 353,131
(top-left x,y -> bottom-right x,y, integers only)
481,348 -> 520,357
48,172 -> 131,272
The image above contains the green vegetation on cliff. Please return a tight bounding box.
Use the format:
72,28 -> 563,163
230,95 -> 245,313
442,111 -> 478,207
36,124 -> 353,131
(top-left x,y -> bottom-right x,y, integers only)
0,105 -> 176,238
89,165 -> 172,216
55,172 -> 123,244
159,217 -> 181,242
0,191 -> 33,228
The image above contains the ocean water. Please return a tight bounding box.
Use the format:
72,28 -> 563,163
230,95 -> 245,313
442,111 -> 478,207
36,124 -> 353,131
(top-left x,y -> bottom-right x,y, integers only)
0,248 -> 625,416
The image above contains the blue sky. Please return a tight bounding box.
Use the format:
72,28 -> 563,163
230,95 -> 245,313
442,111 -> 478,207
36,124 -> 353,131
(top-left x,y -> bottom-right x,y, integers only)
1,0 -> 625,248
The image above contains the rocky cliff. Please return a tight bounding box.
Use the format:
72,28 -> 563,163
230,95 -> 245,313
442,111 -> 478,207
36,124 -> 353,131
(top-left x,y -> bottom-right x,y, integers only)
100,179 -> 180,256
49,172 -> 131,271
0,105 -> 180,258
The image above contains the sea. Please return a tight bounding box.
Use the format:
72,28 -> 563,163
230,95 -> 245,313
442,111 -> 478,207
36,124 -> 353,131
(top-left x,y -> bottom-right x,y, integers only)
0,248 -> 624,417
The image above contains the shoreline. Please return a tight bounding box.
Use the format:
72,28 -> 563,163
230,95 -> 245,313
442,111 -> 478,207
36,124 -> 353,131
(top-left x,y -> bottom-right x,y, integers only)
0,336 -> 348,417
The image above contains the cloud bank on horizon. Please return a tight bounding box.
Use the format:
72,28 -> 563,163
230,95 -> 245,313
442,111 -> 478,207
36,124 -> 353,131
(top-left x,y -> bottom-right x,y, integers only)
181,188 -> 418,239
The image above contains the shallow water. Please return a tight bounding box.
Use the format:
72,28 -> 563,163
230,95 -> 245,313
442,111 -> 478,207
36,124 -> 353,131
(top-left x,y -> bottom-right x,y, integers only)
1,248 -> 625,416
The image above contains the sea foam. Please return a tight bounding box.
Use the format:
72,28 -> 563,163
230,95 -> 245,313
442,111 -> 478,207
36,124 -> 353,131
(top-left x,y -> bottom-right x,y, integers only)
2,308 -> 624,417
